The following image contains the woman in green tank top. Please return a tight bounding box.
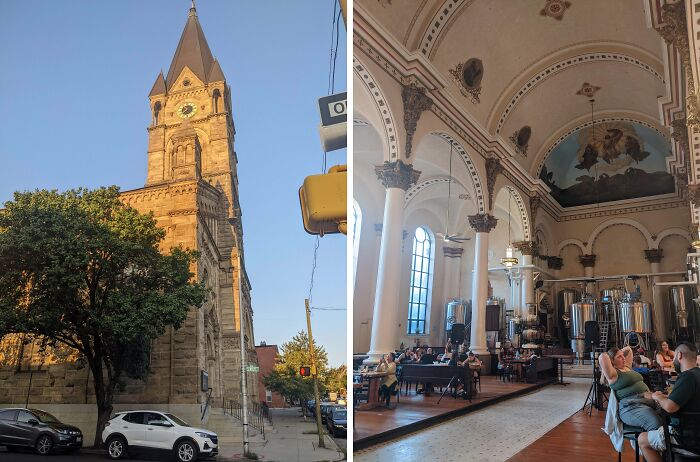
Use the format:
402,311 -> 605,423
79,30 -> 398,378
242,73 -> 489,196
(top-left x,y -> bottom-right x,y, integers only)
600,346 -> 663,461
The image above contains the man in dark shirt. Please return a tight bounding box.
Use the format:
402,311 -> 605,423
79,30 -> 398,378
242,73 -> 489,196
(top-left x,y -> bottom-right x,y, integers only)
638,342 -> 700,462
417,348 -> 436,395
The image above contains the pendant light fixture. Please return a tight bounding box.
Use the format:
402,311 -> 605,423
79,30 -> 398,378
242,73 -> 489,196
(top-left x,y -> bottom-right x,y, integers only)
500,191 -> 518,268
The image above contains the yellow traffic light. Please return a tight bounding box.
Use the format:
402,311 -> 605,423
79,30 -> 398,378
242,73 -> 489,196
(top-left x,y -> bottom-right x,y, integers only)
299,165 -> 347,236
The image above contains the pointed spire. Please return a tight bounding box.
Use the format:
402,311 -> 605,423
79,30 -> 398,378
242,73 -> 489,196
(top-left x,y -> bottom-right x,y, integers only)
166,3 -> 214,89
208,58 -> 225,82
149,70 -> 167,96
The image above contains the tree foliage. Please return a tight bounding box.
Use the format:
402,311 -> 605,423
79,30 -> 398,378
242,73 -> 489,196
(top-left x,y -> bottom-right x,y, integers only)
0,187 -> 206,446
262,331 -> 348,408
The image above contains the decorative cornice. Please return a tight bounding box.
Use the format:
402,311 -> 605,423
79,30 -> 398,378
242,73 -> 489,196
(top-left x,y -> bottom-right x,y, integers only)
375,160 -> 421,190
443,246 -> 464,258
468,213 -> 498,233
687,184 -> 700,204
485,157 -> 503,211
402,84 -> 433,158
513,240 -> 539,256
579,254 -> 597,268
547,256 -> 563,270
644,248 -> 664,264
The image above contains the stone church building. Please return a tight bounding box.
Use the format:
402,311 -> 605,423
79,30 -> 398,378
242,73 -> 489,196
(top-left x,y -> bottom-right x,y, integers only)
0,3 -> 258,439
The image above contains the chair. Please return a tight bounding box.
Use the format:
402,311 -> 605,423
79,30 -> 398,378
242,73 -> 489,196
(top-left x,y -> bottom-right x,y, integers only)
619,425 -> 644,462
473,368 -> 481,392
663,411 -> 700,461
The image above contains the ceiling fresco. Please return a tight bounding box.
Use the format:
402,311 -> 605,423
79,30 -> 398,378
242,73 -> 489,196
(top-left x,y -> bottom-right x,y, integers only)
539,121 -> 674,207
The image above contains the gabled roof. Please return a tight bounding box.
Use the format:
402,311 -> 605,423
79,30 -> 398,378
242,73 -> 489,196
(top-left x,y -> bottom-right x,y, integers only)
208,58 -> 226,83
149,71 -> 167,96
165,6 -> 214,89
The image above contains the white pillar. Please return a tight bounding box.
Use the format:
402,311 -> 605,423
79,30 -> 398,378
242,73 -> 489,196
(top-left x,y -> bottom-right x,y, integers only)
514,241 -> 538,318
645,249 -> 667,342
468,214 -> 497,355
366,161 -> 420,364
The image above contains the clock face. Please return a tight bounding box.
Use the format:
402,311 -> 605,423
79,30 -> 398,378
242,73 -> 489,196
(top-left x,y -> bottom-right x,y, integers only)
177,102 -> 197,119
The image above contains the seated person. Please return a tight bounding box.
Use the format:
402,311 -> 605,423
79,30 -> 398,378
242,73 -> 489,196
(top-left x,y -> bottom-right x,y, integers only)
639,342 -> 700,462
459,351 -> 482,378
419,348 -> 436,364
417,348 -> 436,395
599,346 -> 664,462
441,344 -> 453,363
376,353 -> 398,407
396,348 -> 414,364
636,347 -> 652,366
656,341 -> 675,370
457,344 -> 468,362
633,355 -> 650,374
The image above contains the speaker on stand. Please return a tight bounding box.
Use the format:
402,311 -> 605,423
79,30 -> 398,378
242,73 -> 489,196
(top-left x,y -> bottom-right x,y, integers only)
440,323 -> 468,404
582,320 -> 603,415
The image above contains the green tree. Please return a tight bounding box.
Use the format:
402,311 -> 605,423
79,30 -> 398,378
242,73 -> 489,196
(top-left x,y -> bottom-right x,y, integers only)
262,331 -> 329,410
323,365 -> 347,398
0,187 -> 206,447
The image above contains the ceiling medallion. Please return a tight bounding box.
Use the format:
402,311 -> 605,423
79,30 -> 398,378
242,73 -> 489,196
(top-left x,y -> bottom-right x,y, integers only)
576,82 -> 601,98
540,0 -> 571,21
509,126 -> 531,156
449,58 -> 483,104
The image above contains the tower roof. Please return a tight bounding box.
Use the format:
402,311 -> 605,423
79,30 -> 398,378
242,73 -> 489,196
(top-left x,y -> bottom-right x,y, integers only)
149,71 -> 167,96
208,58 -> 225,82
165,4 -> 214,89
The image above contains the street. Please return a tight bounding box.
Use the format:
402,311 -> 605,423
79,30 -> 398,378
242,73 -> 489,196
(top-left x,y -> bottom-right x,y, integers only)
0,447 -> 219,461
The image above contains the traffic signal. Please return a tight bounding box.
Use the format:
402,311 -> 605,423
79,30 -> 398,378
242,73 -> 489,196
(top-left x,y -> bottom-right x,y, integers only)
299,165 -> 347,236
300,366 -> 311,377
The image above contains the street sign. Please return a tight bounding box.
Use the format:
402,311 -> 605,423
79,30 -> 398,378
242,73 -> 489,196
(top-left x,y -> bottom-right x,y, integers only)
318,92 -> 347,152
246,365 -> 259,373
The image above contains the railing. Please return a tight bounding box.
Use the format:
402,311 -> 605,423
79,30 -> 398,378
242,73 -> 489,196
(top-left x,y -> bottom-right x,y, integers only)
201,388 -> 213,421
223,398 -> 265,439
251,401 -> 273,426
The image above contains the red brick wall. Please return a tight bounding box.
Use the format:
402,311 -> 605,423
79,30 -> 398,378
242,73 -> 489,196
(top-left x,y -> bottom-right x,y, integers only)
255,344 -> 287,408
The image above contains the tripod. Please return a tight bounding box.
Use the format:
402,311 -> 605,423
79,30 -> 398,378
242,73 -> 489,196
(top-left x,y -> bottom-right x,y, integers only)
581,350 -> 603,416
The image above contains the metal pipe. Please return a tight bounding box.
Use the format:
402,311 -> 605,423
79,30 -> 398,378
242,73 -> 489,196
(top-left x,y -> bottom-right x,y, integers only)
541,271 -> 685,283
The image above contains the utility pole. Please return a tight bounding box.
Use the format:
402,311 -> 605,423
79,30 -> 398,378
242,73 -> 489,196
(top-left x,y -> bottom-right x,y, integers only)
305,299 -> 325,448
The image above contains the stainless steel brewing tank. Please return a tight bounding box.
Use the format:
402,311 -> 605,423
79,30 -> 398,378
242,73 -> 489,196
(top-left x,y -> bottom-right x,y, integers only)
445,300 -> 468,332
570,299 -> 597,340
601,287 -> 626,303
668,286 -> 698,332
619,300 -> 652,333
559,289 -> 579,328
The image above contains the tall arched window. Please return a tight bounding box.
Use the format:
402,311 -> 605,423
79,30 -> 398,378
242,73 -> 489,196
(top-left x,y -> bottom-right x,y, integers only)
352,200 -> 362,285
407,226 -> 434,335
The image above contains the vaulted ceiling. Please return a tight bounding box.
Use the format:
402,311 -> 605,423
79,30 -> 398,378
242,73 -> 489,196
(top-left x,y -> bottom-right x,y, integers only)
358,0 -> 673,179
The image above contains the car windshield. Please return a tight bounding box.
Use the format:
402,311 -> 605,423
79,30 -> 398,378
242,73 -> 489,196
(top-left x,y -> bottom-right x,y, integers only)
30,410 -> 60,424
333,411 -> 347,419
165,413 -> 189,427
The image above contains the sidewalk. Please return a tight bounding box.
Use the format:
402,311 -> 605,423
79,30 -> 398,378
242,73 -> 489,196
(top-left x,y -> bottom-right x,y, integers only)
219,407 -> 345,462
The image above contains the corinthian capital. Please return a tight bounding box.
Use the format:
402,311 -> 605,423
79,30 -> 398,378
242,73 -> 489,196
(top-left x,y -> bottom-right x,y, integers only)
513,240 -> 539,256
579,254 -> 596,268
644,249 -> 664,264
468,213 -> 498,233
402,84 -> 433,158
375,160 -> 421,190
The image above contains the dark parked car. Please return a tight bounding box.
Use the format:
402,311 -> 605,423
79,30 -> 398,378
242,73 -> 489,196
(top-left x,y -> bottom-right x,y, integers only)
319,403 -> 344,424
325,408 -> 346,437
0,408 -> 83,455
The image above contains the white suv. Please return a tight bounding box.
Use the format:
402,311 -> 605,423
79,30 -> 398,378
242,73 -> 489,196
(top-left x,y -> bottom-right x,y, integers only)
102,410 -> 218,461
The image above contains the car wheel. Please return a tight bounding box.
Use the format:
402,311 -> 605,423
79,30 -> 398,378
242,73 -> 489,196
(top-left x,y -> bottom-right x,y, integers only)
175,440 -> 198,462
106,436 -> 127,460
35,435 -> 53,456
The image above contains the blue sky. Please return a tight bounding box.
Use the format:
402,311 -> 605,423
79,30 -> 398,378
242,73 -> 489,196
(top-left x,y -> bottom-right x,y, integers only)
0,1 -> 347,366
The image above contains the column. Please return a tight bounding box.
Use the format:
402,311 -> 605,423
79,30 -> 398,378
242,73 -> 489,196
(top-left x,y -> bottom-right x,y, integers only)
365,160 -> 420,364
548,257 -> 564,335
579,254 -> 596,278
442,246 -> 464,344
514,241 -> 539,317
645,249 -> 667,342
468,213 -> 498,354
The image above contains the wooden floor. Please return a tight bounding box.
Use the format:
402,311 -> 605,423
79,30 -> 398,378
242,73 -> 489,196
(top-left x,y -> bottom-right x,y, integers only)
354,375 -> 549,448
509,408 -> 638,461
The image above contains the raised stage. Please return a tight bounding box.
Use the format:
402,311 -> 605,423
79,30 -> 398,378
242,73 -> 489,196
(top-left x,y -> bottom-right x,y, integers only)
354,375 -> 554,450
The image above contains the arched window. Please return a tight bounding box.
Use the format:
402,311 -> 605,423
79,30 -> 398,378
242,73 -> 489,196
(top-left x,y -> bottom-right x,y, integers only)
153,101 -> 162,126
407,226 -> 434,335
212,89 -> 221,113
352,200 -> 362,285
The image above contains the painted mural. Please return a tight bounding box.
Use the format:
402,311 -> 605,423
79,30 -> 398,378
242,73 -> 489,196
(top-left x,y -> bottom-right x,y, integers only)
539,122 -> 674,207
